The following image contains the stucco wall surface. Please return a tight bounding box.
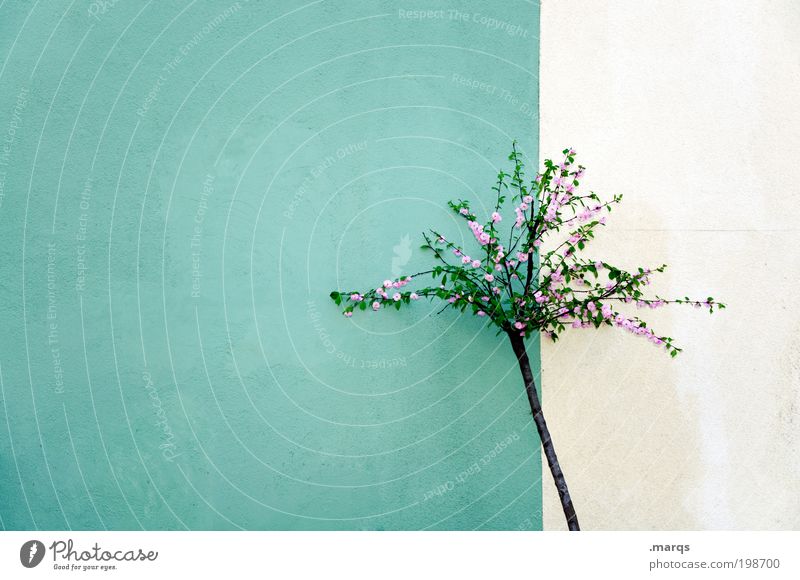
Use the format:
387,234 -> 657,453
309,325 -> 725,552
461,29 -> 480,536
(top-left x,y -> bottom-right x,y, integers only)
540,0 -> 800,530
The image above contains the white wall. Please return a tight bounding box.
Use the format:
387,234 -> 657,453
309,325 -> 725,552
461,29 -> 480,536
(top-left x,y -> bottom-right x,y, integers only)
540,0 -> 800,530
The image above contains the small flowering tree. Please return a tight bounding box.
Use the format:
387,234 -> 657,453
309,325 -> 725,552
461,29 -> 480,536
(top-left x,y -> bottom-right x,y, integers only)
330,144 -> 723,531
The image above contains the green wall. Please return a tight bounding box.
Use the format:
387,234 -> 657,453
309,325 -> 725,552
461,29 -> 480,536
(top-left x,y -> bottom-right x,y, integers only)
0,0 -> 541,530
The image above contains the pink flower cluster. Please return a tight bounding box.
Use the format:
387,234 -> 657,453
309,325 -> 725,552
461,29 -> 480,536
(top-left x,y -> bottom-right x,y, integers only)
613,315 -> 665,346
492,245 -> 505,265
578,204 -> 604,222
514,207 -> 524,228
637,299 -> 666,309
511,196 -> 531,228
375,276 -> 413,299
544,172 -> 575,224
467,220 -> 492,246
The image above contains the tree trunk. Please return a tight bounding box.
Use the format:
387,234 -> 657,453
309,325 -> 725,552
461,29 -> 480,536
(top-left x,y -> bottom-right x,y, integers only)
508,332 -> 580,531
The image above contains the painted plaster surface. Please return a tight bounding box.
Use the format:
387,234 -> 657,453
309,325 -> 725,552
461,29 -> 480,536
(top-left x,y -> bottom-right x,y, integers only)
0,1 -> 541,529
540,0 -> 800,529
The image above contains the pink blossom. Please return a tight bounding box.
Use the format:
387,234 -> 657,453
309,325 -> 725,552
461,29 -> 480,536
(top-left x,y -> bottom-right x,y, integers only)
481,296 -> 489,302
514,207 -> 525,228
523,195 -> 533,204
516,252 -> 529,262
514,321 -> 526,330
462,256 -> 471,264
468,220 -> 492,246
459,208 -> 469,215
491,211 -> 502,223
485,274 -> 494,282
383,280 -> 392,288
344,311 -> 353,317
393,293 -> 401,301
372,302 -> 381,311
471,259 -> 481,268
350,293 -> 362,302
410,293 -> 419,300
477,310 -> 486,317
586,301 -> 596,312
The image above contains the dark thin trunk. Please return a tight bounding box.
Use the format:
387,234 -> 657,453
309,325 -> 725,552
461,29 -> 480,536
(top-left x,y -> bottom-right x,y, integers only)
508,332 -> 580,531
